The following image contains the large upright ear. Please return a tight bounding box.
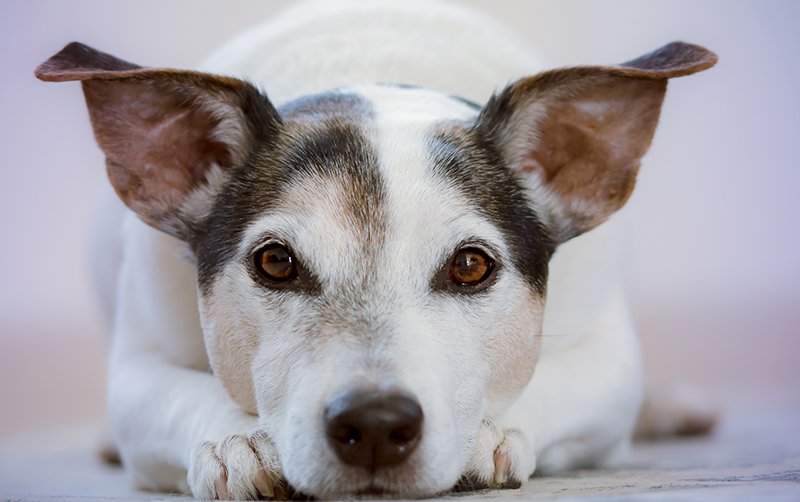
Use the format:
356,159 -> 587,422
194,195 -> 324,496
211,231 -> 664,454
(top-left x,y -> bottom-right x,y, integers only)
477,42 -> 717,243
36,42 -> 281,240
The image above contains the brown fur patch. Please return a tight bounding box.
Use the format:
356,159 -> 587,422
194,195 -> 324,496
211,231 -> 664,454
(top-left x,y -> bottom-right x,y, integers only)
35,42 -> 281,240
634,384 -> 720,440
429,124 -> 555,295
483,291 -> 544,408
523,78 -> 666,233
83,79 -> 231,226
477,42 -> 717,241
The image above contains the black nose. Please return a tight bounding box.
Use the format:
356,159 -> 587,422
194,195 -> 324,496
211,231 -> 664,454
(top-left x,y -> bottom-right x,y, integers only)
325,389 -> 423,470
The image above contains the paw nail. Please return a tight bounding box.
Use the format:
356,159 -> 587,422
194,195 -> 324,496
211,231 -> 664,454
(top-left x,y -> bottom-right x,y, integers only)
493,450 -> 510,485
214,476 -> 231,500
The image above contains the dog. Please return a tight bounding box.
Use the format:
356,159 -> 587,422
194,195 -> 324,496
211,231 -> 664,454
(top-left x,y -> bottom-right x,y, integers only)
35,1 -> 716,499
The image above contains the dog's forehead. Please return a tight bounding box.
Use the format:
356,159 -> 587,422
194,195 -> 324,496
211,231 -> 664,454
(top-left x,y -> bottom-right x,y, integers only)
237,86 -> 496,286
349,84 -> 552,295
196,85 -> 551,295
353,84 -> 480,122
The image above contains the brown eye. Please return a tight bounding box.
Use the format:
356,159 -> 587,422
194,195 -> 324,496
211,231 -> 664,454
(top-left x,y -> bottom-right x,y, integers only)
255,243 -> 297,282
449,248 -> 494,286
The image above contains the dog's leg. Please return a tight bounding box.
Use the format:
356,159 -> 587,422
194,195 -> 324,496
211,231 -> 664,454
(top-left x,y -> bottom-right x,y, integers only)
106,219 -> 286,499
110,354 -> 291,499
634,383 -> 719,439
189,430 -> 290,500
457,419 -> 535,491
497,285 -> 644,474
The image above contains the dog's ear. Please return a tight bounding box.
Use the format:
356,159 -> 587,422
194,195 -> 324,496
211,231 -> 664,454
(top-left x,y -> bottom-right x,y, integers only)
478,42 -> 717,242
36,42 -> 281,240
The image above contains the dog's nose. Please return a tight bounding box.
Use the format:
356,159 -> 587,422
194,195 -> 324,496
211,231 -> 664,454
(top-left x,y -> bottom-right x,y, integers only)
325,389 -> 423,470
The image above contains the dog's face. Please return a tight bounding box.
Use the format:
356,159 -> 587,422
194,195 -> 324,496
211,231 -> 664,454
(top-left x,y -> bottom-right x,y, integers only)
196,85 -> 551,496
36,42 -> 716,498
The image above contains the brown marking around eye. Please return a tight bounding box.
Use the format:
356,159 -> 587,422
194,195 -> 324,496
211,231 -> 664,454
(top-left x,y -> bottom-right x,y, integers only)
427,125 -> 555,296
482,292 -> 544,410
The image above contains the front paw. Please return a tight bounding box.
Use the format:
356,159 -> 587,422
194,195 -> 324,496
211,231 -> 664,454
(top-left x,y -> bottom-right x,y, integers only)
188,430 -> 289,500
457,419 -> 535,491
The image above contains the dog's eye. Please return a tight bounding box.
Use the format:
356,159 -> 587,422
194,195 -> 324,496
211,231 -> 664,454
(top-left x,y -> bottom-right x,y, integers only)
254,243 -> 297,282
449,248 -> 494,286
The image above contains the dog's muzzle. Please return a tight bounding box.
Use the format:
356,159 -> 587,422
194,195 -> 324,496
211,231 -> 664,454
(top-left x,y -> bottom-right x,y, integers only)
324,389 -> 423,471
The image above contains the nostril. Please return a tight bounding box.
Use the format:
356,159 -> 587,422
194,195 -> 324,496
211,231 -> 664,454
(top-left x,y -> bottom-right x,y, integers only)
331,425 -> 362,445
388,424 -> 419,445
325,389 -> 424,470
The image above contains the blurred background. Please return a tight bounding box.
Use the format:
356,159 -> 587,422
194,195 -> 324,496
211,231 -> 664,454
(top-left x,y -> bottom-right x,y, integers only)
0,0 -> 798,441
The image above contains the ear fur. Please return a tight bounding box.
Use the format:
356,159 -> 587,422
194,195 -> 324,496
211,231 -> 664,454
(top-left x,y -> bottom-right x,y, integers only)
36,42 -> 281,240
478,42 -> 717,242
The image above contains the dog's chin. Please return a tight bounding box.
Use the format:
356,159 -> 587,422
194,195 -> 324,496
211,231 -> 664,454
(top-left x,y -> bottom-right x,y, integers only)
315,483 -> 444,501
297,470 -> 454,501
353,485 -> 448,500
353,485 -> 421,500
357,486 -> 396,498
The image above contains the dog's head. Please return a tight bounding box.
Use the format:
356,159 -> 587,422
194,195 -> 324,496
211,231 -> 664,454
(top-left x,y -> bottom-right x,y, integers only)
37,41 -> 715,498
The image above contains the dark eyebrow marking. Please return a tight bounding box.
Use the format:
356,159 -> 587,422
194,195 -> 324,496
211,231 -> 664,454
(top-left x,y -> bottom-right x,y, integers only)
427,123 -> 554,295
194,92 -> 387,296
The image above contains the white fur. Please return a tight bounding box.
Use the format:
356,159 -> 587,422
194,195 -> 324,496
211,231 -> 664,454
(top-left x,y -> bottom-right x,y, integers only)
205,92 -> 535,494
100,0 -> 643,498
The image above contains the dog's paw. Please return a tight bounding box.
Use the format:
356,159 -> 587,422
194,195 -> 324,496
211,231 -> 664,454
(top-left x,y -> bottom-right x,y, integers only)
188,430 -> 288,500
456,419 -> 535,491
635,384 -> 720,440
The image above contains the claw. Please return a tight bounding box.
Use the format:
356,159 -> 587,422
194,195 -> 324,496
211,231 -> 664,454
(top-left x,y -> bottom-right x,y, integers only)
214,470 -> 231,500
460,422 -> 533,492
189,431 -> 286,500
492,448 -> 510,485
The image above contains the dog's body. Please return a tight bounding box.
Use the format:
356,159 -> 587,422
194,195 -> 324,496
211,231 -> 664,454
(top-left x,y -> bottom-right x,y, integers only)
38,1 -> 716,499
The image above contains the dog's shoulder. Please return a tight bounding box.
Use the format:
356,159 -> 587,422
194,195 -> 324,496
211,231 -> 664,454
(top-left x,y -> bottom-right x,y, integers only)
105,208 -> 209,370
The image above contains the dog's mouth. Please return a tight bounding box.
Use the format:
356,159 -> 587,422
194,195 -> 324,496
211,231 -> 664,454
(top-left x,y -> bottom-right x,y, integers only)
353,484 -> 430,500
287,482 -> 408,500
288,485 -> 391,500
356,485 -> 388,497
346,481 -> 426,500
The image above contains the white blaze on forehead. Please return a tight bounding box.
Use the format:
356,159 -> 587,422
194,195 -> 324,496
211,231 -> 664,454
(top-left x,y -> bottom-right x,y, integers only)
347,86 -> 477,192
350,85 -> 507,278
350,85 -> 479,123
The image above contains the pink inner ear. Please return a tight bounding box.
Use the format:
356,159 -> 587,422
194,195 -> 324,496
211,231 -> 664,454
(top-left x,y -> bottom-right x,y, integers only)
84,80 -> 229,225
523,78 -> 665,225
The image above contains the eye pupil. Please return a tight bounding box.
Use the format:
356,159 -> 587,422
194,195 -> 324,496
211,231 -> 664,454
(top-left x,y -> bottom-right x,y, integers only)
449,248 -> 493,286
256,244 -> 297,282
